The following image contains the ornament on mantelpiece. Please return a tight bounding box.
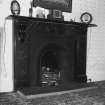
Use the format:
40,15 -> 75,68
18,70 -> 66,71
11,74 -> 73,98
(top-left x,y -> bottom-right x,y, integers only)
10,0 -> 20,16
80,12 -> 93,24
47,9 -> 64,21
29,1 -> 33,17
36,9 -> 45,18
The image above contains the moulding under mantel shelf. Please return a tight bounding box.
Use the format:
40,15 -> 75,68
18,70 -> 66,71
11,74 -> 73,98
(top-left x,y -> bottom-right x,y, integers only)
6,15 -> 97,28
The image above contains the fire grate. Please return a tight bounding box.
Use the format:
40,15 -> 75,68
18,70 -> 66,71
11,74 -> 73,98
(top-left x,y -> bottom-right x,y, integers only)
40,66 -> 61,87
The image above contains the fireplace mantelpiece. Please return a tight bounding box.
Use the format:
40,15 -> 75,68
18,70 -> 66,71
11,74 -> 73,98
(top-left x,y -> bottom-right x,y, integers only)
7,15 -> 94,91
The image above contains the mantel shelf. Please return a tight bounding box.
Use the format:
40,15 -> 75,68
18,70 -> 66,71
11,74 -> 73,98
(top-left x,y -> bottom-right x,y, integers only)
7,15 -> 97,28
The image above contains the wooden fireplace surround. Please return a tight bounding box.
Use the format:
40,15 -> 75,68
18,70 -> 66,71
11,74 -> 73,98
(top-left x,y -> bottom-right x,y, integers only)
7,15 -> 95,90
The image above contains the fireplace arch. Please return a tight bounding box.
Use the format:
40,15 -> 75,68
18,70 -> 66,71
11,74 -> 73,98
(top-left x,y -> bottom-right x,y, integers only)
39,43 -> 67,68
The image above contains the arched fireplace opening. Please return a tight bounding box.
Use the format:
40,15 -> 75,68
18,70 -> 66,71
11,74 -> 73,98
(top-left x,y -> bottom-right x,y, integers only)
39,44 -> 73,87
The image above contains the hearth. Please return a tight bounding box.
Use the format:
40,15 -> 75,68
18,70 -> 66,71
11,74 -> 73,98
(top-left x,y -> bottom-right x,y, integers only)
6,15 -> 93,93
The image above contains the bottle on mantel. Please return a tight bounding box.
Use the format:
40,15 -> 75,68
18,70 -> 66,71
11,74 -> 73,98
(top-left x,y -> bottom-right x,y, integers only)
29,1 -> 33,17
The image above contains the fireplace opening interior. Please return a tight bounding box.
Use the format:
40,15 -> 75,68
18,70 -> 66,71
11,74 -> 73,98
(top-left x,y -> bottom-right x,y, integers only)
39,45 -> 73,87
40,49 -> 61,87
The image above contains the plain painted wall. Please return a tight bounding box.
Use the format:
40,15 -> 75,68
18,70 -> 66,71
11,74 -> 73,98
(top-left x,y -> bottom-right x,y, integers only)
0,0 -> 105,83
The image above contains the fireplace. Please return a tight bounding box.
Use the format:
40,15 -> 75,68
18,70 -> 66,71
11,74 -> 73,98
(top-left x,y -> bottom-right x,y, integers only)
6,15 -> 91,93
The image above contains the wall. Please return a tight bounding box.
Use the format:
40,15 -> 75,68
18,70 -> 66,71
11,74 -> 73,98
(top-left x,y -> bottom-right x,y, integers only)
76,0 -> 105,81
0,0 -> 105,92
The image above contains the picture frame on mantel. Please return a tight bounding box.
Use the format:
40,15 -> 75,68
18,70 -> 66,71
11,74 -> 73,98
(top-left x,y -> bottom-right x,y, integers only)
33,0 -> 72,12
